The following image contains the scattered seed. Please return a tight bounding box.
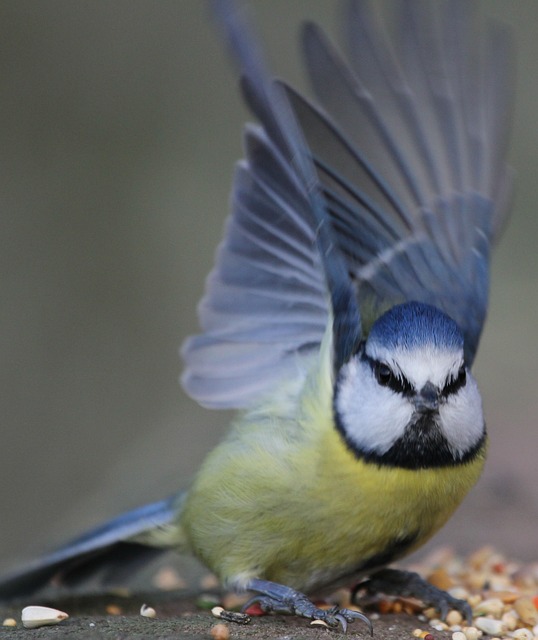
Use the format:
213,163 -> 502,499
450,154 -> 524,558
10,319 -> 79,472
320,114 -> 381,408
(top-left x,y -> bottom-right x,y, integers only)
311,619 -> 330,628
501,610 -> 518,630
446,610 -> 464,626
378,599 -> 394,614
472,597 -> 505,617
461,627 -> 481,640
485,590 -> 519,604
514,596 -> 538,625
210,622 -> 230,640
21,606 -> 69,629
105,604 -> 122,616
206,547 -> 538,637
474,617 -> 506,636
140,604 -> 156,618
2,618 -> 16,627
461,626 -> 481,640
511,628 -> 534,640
429,618 -> 448,631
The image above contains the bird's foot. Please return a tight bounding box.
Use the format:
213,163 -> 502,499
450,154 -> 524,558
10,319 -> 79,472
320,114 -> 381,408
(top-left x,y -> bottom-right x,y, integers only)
244,578 -> 373,634
353,568 -> 472,623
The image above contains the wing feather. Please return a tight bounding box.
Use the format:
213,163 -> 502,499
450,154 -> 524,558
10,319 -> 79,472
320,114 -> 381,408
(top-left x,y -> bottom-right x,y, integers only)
293,0 -> 513,362
182,126 -> 329,408
182,0 -> 513,408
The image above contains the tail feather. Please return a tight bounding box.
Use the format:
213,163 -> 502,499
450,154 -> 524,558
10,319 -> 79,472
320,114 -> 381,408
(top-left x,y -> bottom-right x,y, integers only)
0,495 -> 183,601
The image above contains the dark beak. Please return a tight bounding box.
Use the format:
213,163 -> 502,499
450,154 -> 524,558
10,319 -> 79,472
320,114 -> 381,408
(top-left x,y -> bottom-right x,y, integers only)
414,381 -> 439,413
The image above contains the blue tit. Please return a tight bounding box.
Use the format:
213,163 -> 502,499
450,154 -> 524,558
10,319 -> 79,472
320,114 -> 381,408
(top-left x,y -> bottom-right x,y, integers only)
0,0 -> 514,633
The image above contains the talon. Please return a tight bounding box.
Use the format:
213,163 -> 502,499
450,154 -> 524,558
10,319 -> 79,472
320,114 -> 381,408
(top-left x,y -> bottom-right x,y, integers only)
340,609 -> 373,636
243,579 -> 373,632
462,602 -> 473,625
353,611 -> 373,636
335,613 -> 348,633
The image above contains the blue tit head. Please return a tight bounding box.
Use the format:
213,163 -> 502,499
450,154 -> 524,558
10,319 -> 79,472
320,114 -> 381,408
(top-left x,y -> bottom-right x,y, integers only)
334,301 -> 486,469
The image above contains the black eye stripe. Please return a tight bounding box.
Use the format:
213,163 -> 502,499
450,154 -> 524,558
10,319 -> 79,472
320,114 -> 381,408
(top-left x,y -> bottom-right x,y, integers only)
441,366 -> 467,397
359,350 -> 467,399
360,351 -> 413,396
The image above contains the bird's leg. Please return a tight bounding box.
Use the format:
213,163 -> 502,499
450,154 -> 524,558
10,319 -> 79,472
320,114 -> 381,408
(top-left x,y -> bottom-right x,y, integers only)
352,568 -> 472,623
243,578 -> 373,634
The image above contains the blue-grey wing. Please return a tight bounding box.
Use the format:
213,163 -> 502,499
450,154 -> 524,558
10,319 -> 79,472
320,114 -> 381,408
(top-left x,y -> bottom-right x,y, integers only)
289,0 -> 514,362
182,0 -> 514,409
182,124 -> 330,408
183,0 -> 360,409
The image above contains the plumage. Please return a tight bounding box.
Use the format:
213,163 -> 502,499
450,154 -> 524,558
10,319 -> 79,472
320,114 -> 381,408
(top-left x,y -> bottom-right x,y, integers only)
181,321 -> 486,592
0,0 -> 514,631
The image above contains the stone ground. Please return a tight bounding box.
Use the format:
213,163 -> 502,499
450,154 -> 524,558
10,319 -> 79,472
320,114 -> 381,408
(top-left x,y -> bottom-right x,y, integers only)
0,592 -> 446,640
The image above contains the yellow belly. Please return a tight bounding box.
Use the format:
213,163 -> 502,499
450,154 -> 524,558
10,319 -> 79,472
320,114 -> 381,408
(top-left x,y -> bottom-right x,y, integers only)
180,332 -> 485,591
180,412 -> 486,592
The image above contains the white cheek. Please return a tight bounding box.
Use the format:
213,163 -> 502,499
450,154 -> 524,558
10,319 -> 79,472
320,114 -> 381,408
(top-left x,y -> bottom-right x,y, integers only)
440,372 -> 484,456
336,359 -> 414,455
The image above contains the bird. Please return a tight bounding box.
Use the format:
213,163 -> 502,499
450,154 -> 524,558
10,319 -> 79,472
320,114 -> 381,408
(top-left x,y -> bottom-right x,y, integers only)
0,0 -> 514,632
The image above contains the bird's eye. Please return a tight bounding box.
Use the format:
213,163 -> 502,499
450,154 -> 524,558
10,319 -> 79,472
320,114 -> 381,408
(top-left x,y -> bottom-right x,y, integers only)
361,353 -> 413,395
375,363 -> 393,387
442,365 -> 467,397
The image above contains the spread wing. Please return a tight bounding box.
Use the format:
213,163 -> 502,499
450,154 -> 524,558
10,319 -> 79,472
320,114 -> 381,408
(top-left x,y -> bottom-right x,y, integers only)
182,0 -> 361,408
181,125 -> 331,408
181,0 -> 514,409
288,0 -> 514,362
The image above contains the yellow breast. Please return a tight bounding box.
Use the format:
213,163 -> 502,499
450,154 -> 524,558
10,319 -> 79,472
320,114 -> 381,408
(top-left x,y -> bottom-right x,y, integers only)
181,398 -> 485,592
180,335 -> 486,592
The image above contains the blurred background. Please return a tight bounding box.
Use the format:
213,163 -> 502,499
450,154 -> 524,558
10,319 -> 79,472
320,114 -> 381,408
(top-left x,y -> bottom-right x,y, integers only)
0,0 -> 537,579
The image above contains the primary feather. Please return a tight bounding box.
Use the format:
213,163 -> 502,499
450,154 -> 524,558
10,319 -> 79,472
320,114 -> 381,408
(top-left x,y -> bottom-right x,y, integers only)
182,0 -> 514,409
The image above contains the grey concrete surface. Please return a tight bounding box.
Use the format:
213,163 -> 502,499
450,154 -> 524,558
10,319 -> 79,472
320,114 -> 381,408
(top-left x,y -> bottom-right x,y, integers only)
0,0 -> 537,584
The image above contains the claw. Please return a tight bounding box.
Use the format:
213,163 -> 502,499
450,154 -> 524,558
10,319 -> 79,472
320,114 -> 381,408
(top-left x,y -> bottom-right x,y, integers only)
243,578 -> 373,633
315,606 -> 373,635
438,601 -> 449,621
459,601 -> 473,626
334,613 -> 348,633
340,609 -> 374,636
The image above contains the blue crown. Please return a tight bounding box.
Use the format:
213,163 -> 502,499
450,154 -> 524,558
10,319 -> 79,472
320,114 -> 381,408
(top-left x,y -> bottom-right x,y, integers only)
367,302 -> 464,352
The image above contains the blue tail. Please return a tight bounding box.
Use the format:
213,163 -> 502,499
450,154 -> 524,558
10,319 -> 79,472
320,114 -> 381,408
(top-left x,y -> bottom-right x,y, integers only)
0,495 -> 179,601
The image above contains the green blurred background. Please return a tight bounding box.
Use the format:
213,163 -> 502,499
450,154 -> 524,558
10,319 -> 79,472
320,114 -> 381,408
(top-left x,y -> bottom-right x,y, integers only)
0,0 -> 537,577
